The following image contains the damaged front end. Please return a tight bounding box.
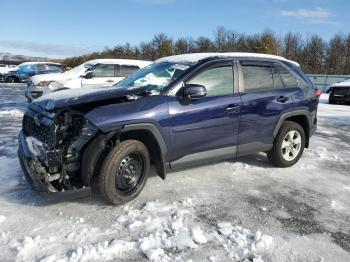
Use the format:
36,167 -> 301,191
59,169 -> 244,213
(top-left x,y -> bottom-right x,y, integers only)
18,103 -> 98,201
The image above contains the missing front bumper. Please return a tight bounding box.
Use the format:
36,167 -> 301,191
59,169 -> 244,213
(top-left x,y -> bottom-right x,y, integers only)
18,131 -> 91,202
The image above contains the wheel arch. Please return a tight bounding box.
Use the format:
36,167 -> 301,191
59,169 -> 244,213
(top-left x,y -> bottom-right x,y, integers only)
274,110 -> 311,148
81,123 -> 167,186
121,123 -> 167,180
6,75 -> 20,83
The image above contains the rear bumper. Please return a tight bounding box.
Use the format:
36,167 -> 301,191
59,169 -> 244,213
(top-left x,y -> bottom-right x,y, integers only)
18,131 -> 91,201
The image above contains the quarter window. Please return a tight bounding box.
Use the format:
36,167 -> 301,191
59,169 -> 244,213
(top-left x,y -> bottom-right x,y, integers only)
242,65 -> 274,93
186,66 -> 234,96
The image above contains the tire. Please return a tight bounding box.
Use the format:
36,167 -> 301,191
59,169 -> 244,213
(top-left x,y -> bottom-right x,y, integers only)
99,140 -> 150,205
6,76 -> 17,83
268,121 -> 305,167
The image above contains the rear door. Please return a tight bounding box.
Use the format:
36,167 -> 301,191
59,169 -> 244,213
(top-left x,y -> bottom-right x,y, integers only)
237,60 -> 295,155
167,60 -> 241,165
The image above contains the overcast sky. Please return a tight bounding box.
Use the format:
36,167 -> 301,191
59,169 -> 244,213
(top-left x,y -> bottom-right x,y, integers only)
0,0 -> 348,58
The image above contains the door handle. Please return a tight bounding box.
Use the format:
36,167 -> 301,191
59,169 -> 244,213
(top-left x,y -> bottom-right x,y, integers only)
277,96 -> 289,103
225,105 -> 240,112
106,80 -> 114,83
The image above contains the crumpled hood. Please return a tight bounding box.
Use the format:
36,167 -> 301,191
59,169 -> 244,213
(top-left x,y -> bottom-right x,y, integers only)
33,86 -> 135,110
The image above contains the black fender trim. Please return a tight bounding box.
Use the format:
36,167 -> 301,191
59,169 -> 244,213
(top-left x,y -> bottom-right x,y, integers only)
122,123 -> 167,179
273,110 -> 312,138
81,131 -> 119,186
122,123 -> 167,155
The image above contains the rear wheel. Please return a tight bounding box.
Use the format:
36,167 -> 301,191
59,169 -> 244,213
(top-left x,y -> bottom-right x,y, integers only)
99,140 -> 150,205
268,121 -> 305,167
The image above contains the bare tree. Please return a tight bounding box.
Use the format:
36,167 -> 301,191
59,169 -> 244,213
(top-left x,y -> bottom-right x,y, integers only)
283,32 -> 303,61
195,37 -> 215,52
152,33 -> 173,58
61,29 -> 350,74
344,34 -> 350,74
301,35 -> 326,74
325,34 -> 346,74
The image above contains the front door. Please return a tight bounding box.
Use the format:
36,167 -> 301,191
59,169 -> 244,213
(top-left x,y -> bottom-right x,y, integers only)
167,61 -> 241,165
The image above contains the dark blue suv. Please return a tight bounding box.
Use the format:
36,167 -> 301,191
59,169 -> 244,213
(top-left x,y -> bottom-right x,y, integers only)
5,62 -> 63,83
18,53 -> 319,204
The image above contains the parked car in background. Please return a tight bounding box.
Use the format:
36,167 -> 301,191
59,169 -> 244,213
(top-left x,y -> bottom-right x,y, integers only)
0,64 -> 17,82
26,59 -> 152,101
4,62 -> 63,83
18,52 -> 320,205
327,78 -> 350,105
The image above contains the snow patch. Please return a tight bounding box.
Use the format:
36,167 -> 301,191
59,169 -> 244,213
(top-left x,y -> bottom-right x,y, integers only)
69,239 -> 135,261
215,223 -> 273,260
0,215 -> 6,223
0,109 -> 24,118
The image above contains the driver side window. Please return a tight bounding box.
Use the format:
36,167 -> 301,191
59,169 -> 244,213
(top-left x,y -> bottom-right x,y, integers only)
186,66 -> 234,97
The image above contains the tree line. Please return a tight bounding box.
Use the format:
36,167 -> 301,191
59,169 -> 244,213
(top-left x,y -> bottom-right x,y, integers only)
62,27 -> 350,75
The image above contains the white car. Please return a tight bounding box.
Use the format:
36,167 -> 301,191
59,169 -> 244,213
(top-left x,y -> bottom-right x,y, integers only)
0,65 -> 17,82
26,59 -> 152,101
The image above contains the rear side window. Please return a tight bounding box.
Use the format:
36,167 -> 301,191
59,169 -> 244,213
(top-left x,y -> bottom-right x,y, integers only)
186,66 -> 234,97
117,65 -> 140,77
47,64 -> 62,71
36,64 -> 48,71
277,64 -> 310,88
242,65 -> 274,93
91,64 -> 115,77
272,66 -> 284,89
274,64 -> 297,88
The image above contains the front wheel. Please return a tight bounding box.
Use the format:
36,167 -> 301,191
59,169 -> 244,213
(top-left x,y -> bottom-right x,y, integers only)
99,140 -> 150,205
268,121 -> 305,167
6,76 -> 18,83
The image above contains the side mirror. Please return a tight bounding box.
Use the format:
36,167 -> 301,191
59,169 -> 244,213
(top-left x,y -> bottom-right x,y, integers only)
83,71 -> 94,79
183,84 -> 207,99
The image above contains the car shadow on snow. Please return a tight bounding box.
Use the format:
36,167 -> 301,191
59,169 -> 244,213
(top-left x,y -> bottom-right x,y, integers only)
4,153 -> 274,208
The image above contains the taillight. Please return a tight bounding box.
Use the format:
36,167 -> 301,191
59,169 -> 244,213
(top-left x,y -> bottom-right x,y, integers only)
315,88 -> 322,97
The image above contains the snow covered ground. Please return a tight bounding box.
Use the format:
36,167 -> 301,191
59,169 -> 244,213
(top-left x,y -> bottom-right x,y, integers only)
0,85 -> 349,262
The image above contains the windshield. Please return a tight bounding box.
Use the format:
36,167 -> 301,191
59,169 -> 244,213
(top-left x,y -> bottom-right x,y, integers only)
115,62 -> 191,93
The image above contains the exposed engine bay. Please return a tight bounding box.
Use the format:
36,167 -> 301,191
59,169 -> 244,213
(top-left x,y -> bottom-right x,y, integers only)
23,105 -> 96,192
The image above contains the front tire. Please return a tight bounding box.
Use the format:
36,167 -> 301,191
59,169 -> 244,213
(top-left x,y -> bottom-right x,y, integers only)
6,76 -> 18,83
268,121 -> 305,167
99,140 -> 150,205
